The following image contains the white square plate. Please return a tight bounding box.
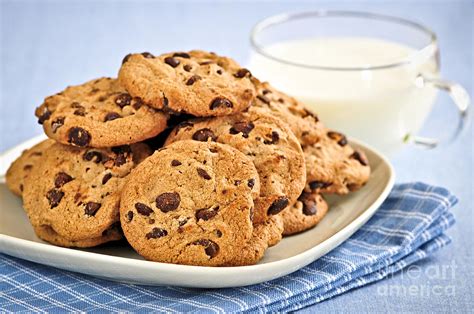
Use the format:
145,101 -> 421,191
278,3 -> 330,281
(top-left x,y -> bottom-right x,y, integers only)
0,135 -> 394,288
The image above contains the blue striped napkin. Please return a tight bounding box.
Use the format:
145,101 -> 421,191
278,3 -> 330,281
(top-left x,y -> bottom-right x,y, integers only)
0,182 -> 457,313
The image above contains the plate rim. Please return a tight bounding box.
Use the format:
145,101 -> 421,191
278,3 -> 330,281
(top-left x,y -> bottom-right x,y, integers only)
0,135 -> 395,286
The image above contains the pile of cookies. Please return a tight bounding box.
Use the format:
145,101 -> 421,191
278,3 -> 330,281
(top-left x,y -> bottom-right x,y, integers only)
5,50 -> 370,266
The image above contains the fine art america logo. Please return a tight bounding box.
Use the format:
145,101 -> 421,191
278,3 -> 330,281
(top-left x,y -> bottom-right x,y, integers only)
377,260 -> 457,297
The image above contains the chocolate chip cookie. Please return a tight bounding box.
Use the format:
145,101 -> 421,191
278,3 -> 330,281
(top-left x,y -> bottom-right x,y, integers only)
35,77 -> 168,148
281,191 -> 329,236
252,81 -> 370,194
5,139 -> 55,197
252,80 -> 325,145
23,142 -> 151,247
165,107 -> 306,224
32,223 -> 122,248
118,50 -> 255,117
304,131 -> 371,194
120,140 -> 260,266
226,215 -> 284,266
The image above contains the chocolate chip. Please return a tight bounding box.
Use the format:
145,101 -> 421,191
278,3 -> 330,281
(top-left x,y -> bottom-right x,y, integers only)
115,93 -> 132,108
74,192 -> 82,203
98,96 -> 107,102
84,202 -> 101,216
268,196 -> 289,215
126,211 -> 133,222
299,192 -> 318,216
156,192 -> 180,212
234,68 -> 251,78
210,97 -> 233,110
89,88 -> 99,95
54,172 -> 73,188
183,64 -> 192,72
37,107 -> 51,124
141,52 -> 154,58
302,108 -> 319,121
104,112 -> 121,122
178,218 -> 188,233
162,96 -> 169,107
146,227 -> 168,239
264,131 -> 279,144
51,117 -> 65,133
195,206 -> 219,221
20,184 -> 23,192
192,128 -> 217,142
148,218 -> 155,224
199,61 -> 213,65
132,97 -> 143,110
68,127 -> 91,147
122,53 -> 132,64
257,95 -> 271,104
327,131 -> 347,146
73,108 -> 86,116
46,189 -> 64,208
173,52 -> 190,58
83,151 -> 103,163
229,121 -> 254,138
175,121 -> 194,134
216,69 -> 222,75
164,57 -> 180,68
186,75 -> 201,86
114,154 -> 127,167
102,173 -> 112,184
197,168 -> 211,180
135,202 -> 154,216
308,181 -> 332,190
234,180 -> 241,186
262,89 -> 271,95
171,159 -> 182,167
192,239 -> 219,258
23,164 -> 33,171
247,178 -> 255,189
350,150 -> 369,166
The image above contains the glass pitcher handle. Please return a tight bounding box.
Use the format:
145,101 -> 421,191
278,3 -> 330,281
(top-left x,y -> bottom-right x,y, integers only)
406,75 -> 470,149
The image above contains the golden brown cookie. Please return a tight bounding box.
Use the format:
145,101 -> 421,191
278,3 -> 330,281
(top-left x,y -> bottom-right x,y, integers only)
304,132 -> 371,194
5,139 -> 55,197
120,140 -> 260,266
225,215 -> 284,266
33,223 -> 122,248
35,77 -> 168,148
118,50 -> 255,117
23,142 -> 151,247
165,107 -> 306,224
281,191 -> 329,236
253,80 -> 325,145
252,81 -> 370,194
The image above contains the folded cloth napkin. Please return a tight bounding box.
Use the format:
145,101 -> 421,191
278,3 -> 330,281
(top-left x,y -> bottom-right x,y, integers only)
0,182 -> 457,313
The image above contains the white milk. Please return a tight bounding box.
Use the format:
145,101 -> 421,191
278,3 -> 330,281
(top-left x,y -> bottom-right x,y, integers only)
248,38 -> 439,155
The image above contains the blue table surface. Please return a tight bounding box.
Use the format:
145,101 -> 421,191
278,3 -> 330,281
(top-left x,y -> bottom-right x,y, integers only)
1,0 -> 472,312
